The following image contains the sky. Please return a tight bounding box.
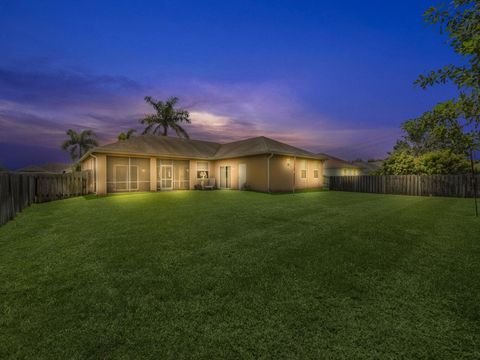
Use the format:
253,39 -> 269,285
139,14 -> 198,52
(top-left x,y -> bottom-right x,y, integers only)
0,0 -> 460,169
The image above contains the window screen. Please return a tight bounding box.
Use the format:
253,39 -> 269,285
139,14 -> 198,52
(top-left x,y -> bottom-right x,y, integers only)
173,161 -> 190,190
157,159 -> 190,190
107,156 -> 150,192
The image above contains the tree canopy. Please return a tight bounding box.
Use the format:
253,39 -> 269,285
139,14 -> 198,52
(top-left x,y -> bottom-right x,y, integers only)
118,128 -> 136,141
139,96 -> 191,138
379,0 -> 480,175
61,129 -> 98,161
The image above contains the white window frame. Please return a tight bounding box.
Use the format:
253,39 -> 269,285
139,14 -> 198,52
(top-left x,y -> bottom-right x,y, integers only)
300,160 -> 307,179
160,164 -> 173,190
219,165 -> 231,189
196,161 -> 209,179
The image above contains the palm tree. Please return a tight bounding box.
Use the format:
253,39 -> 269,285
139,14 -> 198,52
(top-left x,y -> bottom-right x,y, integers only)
139,96 -> 191,138
118,128 -> 136,141
61,129 -> 98,161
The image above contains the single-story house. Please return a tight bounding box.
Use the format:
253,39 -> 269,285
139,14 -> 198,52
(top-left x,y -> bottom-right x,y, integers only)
351,160 -> 383,175
17,163 -> 73,174
318,154 -> 361,176
80,135 -> 328,195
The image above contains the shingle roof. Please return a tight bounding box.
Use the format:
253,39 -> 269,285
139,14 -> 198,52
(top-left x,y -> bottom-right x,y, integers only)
352,160 -> 383,172
91,135 -> 221,159
317,153 -> 360,169
213,136 -> 323,159
17,163 -> 72,173
83,135 -> 325,161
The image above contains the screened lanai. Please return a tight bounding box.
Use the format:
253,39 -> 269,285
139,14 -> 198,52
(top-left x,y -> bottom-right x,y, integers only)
157,160 -> 190,190
106,156 -> 151,193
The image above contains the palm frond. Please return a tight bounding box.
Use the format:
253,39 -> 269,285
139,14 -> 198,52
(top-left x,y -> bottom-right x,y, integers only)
142,123 -> 154,134
126,128 -> 136,138
61,139 -> 74,150
140,96 -> 191,138
69,145 -> 78,160
171,123 -> 190,139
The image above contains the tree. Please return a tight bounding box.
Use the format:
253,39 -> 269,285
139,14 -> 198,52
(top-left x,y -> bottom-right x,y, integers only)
375,147 -> 417,175
118,128 -> 136,141
413,1 -> 479,156
417,150 -> 470,174
61,129 -> 98,161
380,1 -> 479,176
378,1 -> 479,214
139,96 -> 191,138
415,1 -> 479,214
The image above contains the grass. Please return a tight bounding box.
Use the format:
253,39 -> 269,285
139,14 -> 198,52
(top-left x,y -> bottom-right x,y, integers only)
1,190 -> 479,359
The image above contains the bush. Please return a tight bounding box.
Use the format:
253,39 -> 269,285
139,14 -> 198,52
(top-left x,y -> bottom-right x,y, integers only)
241,184 -> 252,191
375,151 -> 417,175
417,150 -> 470,175
377,149 -> 471,175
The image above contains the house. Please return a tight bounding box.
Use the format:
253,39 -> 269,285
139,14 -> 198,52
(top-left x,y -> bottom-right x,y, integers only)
17,163 -> 72,174
80,135 -> 328,195
318,154 -> 361,176
351,160 -> 383,175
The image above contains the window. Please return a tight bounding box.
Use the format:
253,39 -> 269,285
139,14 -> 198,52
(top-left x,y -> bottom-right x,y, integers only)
197,161 -> 209,179
300,160 -> 307,179
313,169 -> 319,178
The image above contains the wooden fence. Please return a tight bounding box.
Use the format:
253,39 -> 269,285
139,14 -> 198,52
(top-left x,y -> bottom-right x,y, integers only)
0,171 -> 93,226
329,174 -> 480,198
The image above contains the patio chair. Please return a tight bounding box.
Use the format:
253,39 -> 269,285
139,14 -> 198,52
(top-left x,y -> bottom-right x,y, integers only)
203,177 -> 216,190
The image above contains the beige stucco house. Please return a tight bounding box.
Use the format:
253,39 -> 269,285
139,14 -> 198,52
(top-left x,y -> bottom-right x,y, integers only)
80,135 -> 327,195
319,153 -> 361,177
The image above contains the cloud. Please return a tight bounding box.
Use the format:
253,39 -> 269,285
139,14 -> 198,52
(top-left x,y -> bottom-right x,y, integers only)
0,63 -> 399,168
0,65 -> 141,108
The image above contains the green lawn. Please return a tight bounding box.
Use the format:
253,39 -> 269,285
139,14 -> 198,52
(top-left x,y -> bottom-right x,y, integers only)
1,191 -> 479,359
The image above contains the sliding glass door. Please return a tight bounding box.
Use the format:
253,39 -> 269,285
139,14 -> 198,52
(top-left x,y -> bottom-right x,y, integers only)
219,166 -> 231,189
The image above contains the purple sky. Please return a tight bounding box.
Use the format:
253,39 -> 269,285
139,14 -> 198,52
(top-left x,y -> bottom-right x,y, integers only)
0,1 -> 459,169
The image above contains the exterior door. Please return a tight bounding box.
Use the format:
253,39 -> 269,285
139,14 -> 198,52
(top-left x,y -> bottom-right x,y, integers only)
160,165 -> 173,190
219,166 -> 231,189
238,164 -> 246,190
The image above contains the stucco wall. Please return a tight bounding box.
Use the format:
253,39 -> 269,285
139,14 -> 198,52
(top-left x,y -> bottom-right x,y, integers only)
210,155 -> 269,191
82,152 -> 324,194
269,156 -> 323,192
189,160 -> 215,189
96,154 -> 107,195
80,156 -> 97,193
295,158 -> 323,190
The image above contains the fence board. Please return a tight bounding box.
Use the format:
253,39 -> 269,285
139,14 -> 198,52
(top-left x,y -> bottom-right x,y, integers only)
0,171 -> 93,226
328,174 -> 480,198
